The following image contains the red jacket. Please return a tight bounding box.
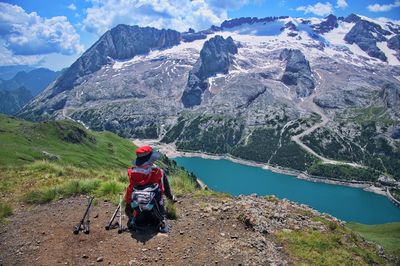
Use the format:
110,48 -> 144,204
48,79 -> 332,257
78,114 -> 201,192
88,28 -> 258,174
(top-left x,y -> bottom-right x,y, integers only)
124,165 -> 164,204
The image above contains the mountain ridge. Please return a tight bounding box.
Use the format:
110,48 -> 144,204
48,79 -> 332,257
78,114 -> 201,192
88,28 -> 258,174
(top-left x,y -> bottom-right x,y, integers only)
18,13 -> 400,182
0,68 -> 60,115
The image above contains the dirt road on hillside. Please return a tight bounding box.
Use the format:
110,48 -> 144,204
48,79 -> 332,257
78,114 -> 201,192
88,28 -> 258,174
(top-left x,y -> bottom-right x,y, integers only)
292,70 -> 364,168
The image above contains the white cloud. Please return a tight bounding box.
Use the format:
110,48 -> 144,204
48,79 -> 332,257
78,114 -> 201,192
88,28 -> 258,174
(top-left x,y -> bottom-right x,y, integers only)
296,2 -> 333,17
206,0 -> 250,9
0,44 -> 43,66
83,0 -> 259,36
67,3 -> 77,11
336,0 -> 348,9
367,1 -> 400,12
0,2 -> 83,60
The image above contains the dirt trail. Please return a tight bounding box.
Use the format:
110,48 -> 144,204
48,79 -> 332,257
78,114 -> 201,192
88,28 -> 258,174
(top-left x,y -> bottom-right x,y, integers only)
0,195 -> 288,266
292,71 -> 364,168
1,194 -> 392,265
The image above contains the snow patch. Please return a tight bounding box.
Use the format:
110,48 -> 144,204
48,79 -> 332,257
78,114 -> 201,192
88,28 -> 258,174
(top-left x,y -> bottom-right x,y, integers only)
376,42 -> 400,65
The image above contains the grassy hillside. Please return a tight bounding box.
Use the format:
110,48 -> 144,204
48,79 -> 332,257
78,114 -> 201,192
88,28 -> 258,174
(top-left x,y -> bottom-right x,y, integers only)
347,222 -> 400,257
0,114 -> 199,221
0,114 -> 134,168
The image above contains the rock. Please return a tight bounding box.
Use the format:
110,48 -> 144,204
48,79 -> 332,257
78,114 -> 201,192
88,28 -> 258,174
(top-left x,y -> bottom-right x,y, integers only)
82,254 -> 89,259
179,231 -> 184,235
40,25 -> 181,100
280,49 -> 315,97
381,83 -> 400,111
41,151 -> 60,161
391,126 -> 400,139
281,21 -> 297,31
96,257 -> 103,262
312,14 -> 338,34
344,20 -> 390,61
388,35 -> 400,50
181,35 -> 238,107
211,206 -> 220,211
344,13 -> 361,23
182,32 -> 207,43
220,16 -> 287,29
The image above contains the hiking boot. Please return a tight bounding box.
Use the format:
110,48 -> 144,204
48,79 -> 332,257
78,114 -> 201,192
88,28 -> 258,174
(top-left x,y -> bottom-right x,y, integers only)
158,221 -> 169,233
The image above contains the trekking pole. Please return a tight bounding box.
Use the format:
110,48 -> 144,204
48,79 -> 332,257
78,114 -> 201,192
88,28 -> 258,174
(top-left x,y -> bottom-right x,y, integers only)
84,197 -> 91,234
105,204 -> 120,230
73,196 -> 94,234
118,195 -> 124,234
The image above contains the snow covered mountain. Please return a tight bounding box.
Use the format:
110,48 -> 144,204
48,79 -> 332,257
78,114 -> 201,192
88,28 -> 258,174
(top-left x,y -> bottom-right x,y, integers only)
19,14 -> 400,180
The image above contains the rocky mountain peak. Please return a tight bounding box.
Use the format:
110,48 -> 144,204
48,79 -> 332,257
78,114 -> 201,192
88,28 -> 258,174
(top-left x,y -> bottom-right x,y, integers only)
197,36 -> 237,78
311,14 -> 339,34
181,35 -> 238,108
48,25 -> 181,99
344,19 -> 391,61
220,16 -> 289,29
344,13 -> 361,23
280,49 -> 315,98
282,21 -> 297,32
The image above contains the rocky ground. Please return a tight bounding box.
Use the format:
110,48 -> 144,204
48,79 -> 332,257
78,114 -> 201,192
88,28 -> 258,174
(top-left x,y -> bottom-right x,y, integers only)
0,194 -> 388,265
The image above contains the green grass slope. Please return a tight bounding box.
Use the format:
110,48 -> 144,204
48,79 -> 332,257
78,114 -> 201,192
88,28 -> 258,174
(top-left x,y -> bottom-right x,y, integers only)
347,222 -> 400,257
0,114 -> 134,168
0,114 -> 199,221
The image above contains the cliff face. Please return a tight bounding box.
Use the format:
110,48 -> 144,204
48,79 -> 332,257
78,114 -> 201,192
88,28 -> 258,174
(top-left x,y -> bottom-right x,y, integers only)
344,20 -> 391,61
181,35 -> 238,108
280,49 -> 315,98
312,14 -> 339,34
49,25 -> 181,98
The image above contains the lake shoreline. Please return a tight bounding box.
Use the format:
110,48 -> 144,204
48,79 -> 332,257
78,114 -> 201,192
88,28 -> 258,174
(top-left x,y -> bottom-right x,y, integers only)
133,139 -> 387,197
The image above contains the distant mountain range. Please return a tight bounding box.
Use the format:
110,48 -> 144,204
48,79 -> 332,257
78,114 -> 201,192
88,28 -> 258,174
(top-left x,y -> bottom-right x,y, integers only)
0,65 -> 35,80
0,67 -> 61,115
18,13 -> 400,181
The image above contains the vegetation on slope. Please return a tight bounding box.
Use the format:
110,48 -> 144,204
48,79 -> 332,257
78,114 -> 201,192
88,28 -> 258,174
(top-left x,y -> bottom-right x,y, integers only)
0,115 -> 133,168
391,189 -> 400,202
163,114 -> 318,171
307,163 -> 380,182
0,114 -> 198,220
347,222 -> 400,257
302,117 -> 400,180
276,227 -> 386,265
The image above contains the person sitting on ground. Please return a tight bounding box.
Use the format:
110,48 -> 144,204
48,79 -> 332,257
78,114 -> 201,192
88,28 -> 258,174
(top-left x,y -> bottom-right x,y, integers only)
124,145 -> 176,233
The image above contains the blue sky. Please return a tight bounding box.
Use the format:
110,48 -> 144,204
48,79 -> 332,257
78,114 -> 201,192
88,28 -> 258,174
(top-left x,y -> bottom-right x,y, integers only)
1,0 -> 399,70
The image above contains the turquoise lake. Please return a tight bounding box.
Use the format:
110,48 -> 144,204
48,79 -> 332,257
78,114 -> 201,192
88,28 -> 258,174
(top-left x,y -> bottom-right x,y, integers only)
174,157 -> 400,224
